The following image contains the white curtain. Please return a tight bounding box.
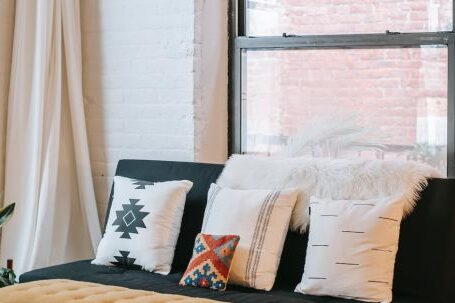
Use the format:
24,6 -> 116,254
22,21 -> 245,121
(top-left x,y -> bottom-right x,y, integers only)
0,0 -> 101,275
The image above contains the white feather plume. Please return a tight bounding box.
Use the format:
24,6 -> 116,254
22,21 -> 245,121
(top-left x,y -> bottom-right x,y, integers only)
282,115 -> 386,158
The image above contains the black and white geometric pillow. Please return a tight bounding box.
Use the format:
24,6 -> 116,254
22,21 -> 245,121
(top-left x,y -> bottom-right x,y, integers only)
92,176 -> 193,274
295,196 -> 405,303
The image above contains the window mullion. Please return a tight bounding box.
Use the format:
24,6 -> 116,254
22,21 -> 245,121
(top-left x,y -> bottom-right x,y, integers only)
235,32 -> 452,50
448,37 -> 455,177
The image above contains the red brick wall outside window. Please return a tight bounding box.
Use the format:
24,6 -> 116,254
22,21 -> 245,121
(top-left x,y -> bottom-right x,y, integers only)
243,0 -> 452,175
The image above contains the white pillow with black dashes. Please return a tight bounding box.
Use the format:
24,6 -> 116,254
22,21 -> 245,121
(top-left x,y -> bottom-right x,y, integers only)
295,196 -> 405,303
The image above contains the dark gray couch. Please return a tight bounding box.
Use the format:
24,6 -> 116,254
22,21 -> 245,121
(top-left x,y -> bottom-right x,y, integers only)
20,160 -> 455,302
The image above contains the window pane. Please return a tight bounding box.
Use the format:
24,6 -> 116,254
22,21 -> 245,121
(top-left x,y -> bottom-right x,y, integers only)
243,47 -> 448,176
247,0 -> 453,36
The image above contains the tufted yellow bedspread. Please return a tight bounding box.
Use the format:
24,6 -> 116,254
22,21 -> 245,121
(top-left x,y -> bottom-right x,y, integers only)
0,279 -> 223,303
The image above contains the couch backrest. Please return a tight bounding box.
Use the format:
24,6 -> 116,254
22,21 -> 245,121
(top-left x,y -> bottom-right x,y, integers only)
106,159 -> 224,273
393,179 -> 455,302
107,159 -> 455,302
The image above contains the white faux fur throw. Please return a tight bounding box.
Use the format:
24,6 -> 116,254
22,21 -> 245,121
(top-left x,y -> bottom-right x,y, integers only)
217,155 -> 442,233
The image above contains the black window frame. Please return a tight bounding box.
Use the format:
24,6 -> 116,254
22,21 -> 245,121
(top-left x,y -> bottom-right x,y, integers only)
228,0 -> 455,177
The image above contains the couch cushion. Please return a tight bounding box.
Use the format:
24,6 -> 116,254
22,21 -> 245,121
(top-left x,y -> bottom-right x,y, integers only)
296,196 -> 405,302
94,177 -> 193,274
201,184 -> 298,290
179,233 -> 240,291
109,160 -> 225,273
19,261 -> 424,303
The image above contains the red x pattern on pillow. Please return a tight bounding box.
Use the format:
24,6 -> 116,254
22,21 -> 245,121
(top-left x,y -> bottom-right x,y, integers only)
179,233 -> 240,291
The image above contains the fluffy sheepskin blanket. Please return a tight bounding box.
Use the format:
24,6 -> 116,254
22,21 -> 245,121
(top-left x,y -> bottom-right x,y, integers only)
217,155 -> 441,233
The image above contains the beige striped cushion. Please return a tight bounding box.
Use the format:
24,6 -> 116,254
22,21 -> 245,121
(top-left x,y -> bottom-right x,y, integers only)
201,184 -> 298,291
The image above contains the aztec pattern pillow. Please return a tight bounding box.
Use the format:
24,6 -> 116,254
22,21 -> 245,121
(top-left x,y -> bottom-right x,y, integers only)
179,233 -> 240,291
201,184 -> 298,291
295,196 -> 405,303
92,176 -> 193,274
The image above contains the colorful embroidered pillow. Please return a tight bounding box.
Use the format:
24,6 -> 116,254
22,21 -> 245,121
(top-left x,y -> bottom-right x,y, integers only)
179,233 -> 240,291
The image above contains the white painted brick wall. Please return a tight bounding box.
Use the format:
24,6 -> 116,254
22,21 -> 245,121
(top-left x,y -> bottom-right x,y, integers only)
0,0 -> 15,197
80,0 -> 228,225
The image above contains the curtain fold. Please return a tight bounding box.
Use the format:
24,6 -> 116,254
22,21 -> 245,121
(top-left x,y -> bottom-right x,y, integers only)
0,0 -> 101,275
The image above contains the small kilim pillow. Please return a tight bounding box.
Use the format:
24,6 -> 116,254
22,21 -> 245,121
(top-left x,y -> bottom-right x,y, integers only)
179,233 -> 240,291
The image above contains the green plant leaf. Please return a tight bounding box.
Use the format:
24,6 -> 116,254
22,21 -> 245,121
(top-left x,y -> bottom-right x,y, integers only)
8,272 -> 16,284
0,276 -> 9,287
0,203 -> 15,229
0,267 -> 16,287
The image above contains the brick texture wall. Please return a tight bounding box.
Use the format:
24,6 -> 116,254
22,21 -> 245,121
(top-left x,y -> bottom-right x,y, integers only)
80,0 -> 228,224
0,0 -> 15,196
249,0 -> 452,35
245,0 -> 449,173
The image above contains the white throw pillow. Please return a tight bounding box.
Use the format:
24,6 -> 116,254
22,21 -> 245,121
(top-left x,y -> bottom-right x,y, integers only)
92,176 -> 193,274
295,196 -> 405,303
201,184 -> 298,291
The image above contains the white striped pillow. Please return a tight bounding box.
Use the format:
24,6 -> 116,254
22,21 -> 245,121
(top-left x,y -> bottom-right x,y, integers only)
201,184 -> 298,291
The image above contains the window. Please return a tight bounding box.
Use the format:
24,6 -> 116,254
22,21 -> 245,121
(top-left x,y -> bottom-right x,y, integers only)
247,0 -> 453,36
229,0 -> 455,177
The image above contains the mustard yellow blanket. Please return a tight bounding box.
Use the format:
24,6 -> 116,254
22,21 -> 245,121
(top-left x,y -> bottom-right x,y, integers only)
0,279 -> 222,302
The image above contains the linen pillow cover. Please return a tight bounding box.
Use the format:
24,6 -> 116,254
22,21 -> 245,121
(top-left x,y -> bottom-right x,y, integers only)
179,233 -> 240,291
92,176 -> 193,274
295,196 -> 405,303
201,184 -> 298,291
